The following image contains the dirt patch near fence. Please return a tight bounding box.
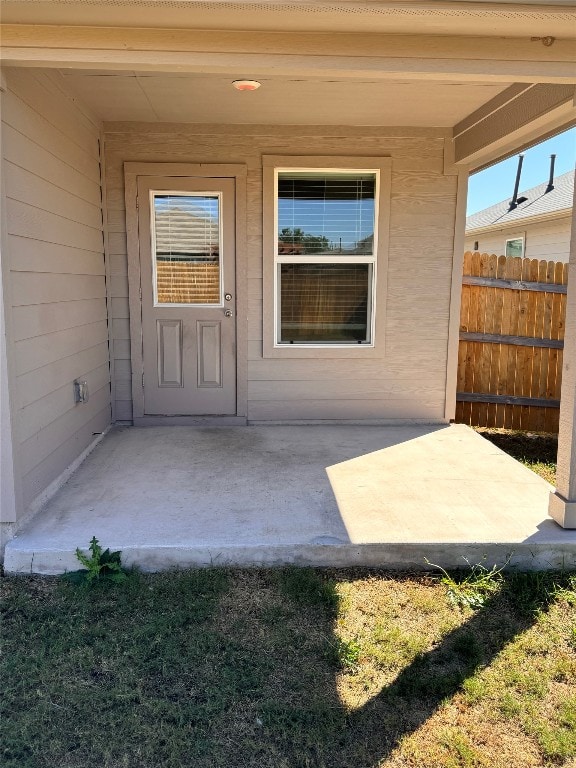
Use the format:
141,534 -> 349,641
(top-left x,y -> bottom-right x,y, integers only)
475,428 -> 558,485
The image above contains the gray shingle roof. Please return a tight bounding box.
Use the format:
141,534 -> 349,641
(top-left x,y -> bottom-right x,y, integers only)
466,168 -> 574,233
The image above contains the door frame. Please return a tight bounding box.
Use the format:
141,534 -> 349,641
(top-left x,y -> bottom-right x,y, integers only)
124,162 -> 248,424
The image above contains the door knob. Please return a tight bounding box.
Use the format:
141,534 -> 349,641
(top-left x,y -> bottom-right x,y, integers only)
224,309 -> 233,317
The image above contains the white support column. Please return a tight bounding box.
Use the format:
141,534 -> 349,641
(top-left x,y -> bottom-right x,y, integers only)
549,189 -> 576,529
444,166 -> 469,422
0,259 -> 18,528
0,83 -> 20,530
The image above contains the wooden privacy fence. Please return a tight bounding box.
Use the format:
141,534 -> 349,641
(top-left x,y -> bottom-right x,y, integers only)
456,252 -> 568,433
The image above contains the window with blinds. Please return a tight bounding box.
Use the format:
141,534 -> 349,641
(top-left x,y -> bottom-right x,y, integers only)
275,170 -> 378,345
152,193 -> 221,305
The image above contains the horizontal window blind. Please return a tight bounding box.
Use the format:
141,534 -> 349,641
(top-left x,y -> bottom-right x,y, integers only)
153,194 -> 220,262
277,172 -> 376,256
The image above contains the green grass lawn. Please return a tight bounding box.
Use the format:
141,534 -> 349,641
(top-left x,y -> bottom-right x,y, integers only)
2,567 -> 575,768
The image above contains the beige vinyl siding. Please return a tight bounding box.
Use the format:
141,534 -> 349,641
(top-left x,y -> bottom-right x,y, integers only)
104,124 -> 457,422
465,215 -> 572,262
525,217 -> 571,261
2,69 -> 111,510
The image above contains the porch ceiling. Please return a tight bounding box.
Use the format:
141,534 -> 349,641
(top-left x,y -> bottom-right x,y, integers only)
59,69 -> 509,126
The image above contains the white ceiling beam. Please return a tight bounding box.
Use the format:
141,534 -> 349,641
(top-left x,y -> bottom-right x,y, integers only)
452,83 -> 576,168
1,25 -> 576,84
2,48 -> 574,85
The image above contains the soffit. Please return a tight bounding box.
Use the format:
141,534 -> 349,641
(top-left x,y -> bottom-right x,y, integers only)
2,1 -> 575,37
58,69 -> 509,125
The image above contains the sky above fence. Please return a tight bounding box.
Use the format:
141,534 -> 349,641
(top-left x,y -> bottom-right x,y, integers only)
467,127 -> 576,216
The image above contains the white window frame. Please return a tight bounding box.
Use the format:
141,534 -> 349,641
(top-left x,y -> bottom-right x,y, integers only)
262,155 -> 392,360
505,235 -> 525,258
274,167 -> 378,348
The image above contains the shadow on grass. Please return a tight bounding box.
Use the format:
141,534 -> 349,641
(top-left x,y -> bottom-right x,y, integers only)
0,567 -> 571,768
259,568 -> 567,768
337,584 -> 538,765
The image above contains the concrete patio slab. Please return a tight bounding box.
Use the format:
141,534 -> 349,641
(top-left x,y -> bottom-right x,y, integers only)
4,424 -> 576,574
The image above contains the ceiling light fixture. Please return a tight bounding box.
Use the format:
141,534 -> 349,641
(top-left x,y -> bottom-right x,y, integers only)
232,80 -> 261,91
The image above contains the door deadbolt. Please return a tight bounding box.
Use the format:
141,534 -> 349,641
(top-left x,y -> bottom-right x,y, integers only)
224,293 -> 232,301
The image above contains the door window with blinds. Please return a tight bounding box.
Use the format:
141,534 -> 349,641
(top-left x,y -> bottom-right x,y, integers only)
274,169 -> 378,346
151,192 -> 222,306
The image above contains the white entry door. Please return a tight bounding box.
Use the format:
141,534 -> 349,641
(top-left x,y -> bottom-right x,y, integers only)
136,176 -> 236,416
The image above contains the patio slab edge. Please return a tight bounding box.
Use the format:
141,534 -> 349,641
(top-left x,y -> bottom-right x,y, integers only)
4,540 -> 576,575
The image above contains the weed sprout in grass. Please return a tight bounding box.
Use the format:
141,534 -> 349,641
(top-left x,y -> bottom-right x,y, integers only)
329,637 -> 362,670
425,557 -> 507,609
63,536 -> 127,585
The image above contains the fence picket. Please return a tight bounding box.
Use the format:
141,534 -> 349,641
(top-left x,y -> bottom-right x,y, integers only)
505,257 -> 523,429
486,255 -> 501,427
533,261 -> 550,431
495,255 -> 510,427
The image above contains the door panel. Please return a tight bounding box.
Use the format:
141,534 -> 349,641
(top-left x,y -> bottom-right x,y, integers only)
137,176 -> 236,415
156,319 -> 183,388
197,321 -> 223,388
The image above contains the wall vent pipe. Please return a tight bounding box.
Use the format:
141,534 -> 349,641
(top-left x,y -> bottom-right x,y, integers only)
508,154 -> 524,211
546,154 -> 556,193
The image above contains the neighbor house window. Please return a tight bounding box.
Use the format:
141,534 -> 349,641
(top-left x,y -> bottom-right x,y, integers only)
505,237 -> 524,258
274,170 -> 378,346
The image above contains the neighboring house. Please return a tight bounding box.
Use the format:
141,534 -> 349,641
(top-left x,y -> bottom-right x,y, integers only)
1,0 -> 576,547
465,169 -> 574,261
